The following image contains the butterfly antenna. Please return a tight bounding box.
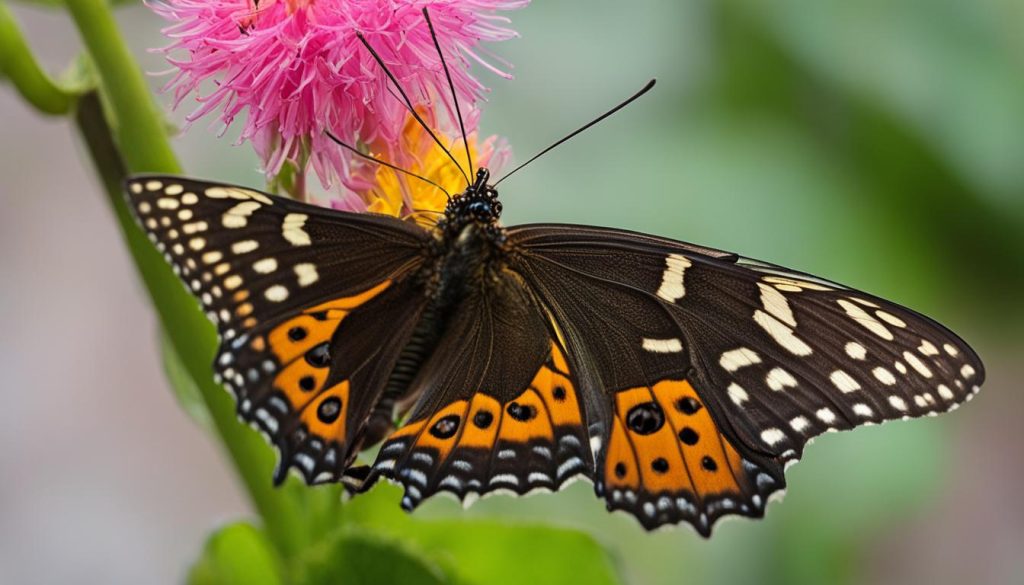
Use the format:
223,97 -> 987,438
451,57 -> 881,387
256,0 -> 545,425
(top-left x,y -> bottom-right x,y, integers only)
356,32 -> 472,188
422,7 -> 474,178
326,131 -> 452,200
494,79 -> 657,187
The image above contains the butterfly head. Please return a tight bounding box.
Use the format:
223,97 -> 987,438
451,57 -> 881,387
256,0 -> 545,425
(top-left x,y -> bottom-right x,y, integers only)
444,168 -> 503,230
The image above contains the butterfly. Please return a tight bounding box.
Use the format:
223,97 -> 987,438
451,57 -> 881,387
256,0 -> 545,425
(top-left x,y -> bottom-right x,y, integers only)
124,162 -> 984,535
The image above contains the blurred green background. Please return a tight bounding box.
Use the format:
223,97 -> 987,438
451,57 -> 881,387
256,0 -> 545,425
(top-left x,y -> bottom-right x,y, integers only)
1,1 -> 1022,584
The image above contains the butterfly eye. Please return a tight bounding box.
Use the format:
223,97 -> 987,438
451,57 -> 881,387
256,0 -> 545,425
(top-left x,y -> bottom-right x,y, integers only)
626,402 -> 665,435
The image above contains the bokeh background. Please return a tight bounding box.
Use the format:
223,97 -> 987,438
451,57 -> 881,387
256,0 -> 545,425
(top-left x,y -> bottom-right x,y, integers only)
2,1 -> 1022,583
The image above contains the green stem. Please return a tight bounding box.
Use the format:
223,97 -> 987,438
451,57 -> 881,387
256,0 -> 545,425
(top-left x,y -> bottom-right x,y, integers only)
65,0 -> 178,173
66,0 -> 309,557
0,1 -> 77,115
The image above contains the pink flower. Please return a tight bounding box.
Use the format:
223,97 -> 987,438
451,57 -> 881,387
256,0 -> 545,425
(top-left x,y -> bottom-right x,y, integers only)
152,0 -> 526,194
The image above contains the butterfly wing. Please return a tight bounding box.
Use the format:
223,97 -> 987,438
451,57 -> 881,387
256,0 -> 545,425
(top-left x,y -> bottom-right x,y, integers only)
504,223 -> 985,534
363,267 -> 594,508
125,176 -> 433,482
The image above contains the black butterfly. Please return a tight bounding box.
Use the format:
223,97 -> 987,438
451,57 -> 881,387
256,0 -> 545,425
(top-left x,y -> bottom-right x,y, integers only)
124,13 -> 983,536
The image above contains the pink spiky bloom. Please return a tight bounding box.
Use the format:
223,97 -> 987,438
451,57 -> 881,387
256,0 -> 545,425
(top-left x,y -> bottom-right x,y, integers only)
151,0 -> 526,195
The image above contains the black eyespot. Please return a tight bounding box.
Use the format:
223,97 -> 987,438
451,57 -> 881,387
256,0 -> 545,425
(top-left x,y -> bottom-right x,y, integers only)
288,326 -> 307,341
305,343 -> 330,368
317,397 -> 342,424
472,410 -> 493,429
298,375 -> 317,392
651,457 -> 669,473
614,462 -> 627,478
507,402 -> 535,422
430,414 -> 461,439
675,397 -> 702,415
626,402 -> 664,435
552,385 -> 567,401
678,427 -> 699,445
701,456 -> 718,472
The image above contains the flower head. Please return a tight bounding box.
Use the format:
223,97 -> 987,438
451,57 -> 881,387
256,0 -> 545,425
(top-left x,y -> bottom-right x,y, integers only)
333,110 -> 510,223
152,0 -> 526,192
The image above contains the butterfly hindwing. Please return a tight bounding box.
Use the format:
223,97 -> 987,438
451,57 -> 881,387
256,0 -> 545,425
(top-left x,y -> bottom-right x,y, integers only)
508,224 -> 984,533
125,176 -> 432,482
365,268 -> 593,507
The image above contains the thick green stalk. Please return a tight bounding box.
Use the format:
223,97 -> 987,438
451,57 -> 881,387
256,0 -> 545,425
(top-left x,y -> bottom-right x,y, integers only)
66,0 -> 309,557
0,1 -> 77,115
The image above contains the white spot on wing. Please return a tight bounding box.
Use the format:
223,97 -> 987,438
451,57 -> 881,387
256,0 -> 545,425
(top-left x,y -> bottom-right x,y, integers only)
283,213 -> 311,246
903,351 -> 933,378
837,299 -> 893,341
845,342 -> 867,360
888,395 -> 908,411
760,428 -> 785,445
918,340 -> 939,356
265,285 -> 288,302
757,283 -> 795,326
656,254 -> 691,302
790,416 -> 809,432
642,337 -> 683,353
873,367 -> 896,385
830,370 -> 861,393
222,201 -> 261,229
295,263 -> 319,287
816,407 -> 836,423
232,240 -> 259,254
253,257 -> 278,274
728,382 -> 749,406
852,403 -> 873,417
754,310 -> 812,355
766,367 -> 797,391
961,364 -> 976,379
719,347 -> 760,371
875,310 -> 907,328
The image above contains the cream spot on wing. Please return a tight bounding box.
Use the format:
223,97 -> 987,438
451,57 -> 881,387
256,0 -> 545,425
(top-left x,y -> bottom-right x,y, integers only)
754,310 -> 812,355
253,257 -> 278,274
157,197 -> 179,210
895,361 -> 908,374
760,428 -> 785,446
944,343 -> 959,357
189,237 -> 206,251
766,367 -> 798,391
202,251 -> 223,265
182,221 -> 208,234
145,180 -> 163,191
164,184 -> 184,195
845,342 -> 867,360
130,182 -> 144,194
294,263 -> 319,287
937,384 -> 954,400
719,347 -> 761,372
853,403 -> 873,417
232,240 -> 259,254
757,283 -> 795,327
876,310 -> 907,328
903,351 -> 933,378
222,201 -> 261,229
816,407 -> 836,423
178,209 -> 193,221
283,213 -> 311,246
790,416 -> 809,432
918,339 -> 939,356
265,285 -> 289,302
656,254 -> 691,302
137,202 -> 151,214
837,299 -> 893,340
214,263 -> 231,276
642,337 -> 683,353
181,192 -> 199,205
830,370 -> 861,393
888,395 -> 908,411
961,364 -> 976,379
224,275 -> 243,290
728,382 -> 749,406
873,367 -> 896,385
762,276 -> 832,291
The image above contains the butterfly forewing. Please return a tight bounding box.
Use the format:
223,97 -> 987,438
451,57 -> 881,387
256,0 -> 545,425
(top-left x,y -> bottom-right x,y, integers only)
125,176 -> 432,481
508,223 -> 984,533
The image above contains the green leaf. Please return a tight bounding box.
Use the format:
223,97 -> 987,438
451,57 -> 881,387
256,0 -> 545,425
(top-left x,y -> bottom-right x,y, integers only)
341,484 -> 622,585
295,530 -> 452,585
188,523 -> 284,585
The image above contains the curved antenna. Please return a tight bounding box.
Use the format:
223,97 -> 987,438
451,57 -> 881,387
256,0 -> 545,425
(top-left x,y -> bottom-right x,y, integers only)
355,32 -> 471,188
325,131 -> 451,200
494,79 -> 657,187
422,7 -> 474,178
